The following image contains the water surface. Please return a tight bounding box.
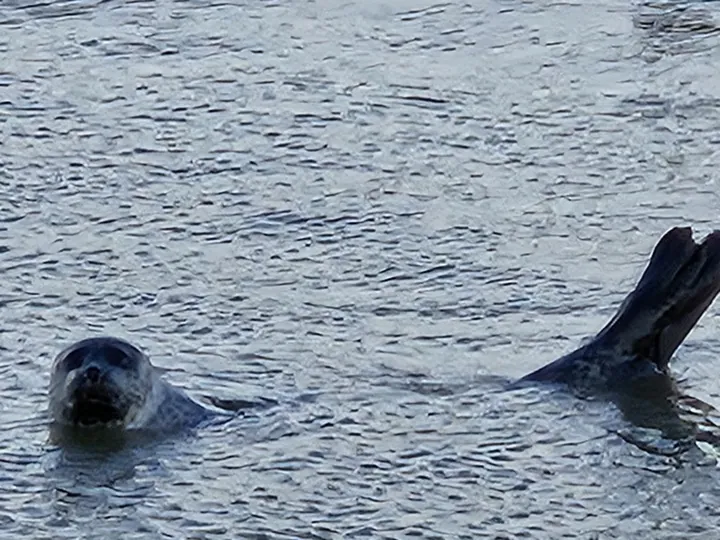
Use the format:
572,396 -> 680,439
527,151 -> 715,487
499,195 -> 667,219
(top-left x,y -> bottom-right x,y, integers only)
2,0 -> 720,538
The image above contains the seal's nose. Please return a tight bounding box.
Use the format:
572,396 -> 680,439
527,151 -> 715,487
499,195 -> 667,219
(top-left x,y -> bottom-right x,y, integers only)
84,366 -> 101,383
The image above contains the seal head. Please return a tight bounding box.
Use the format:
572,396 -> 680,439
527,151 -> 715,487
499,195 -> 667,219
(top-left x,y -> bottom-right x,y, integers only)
49,337 -> 156,428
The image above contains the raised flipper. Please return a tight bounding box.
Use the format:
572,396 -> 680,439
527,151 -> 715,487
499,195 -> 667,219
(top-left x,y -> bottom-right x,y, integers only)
516,227 -> 720,393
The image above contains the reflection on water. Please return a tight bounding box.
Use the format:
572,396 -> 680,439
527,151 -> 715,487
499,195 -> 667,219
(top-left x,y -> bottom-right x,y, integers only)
2,0 -> 720,537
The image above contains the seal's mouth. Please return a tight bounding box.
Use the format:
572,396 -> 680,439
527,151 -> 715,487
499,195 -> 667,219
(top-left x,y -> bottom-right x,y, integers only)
69,388 -> 124,427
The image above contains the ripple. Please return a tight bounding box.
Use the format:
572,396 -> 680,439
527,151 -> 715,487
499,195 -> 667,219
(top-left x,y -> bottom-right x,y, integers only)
2,0 -> 720,537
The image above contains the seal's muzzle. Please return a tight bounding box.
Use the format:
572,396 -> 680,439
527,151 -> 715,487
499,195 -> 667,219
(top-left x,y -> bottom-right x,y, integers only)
67,365 -> 125,426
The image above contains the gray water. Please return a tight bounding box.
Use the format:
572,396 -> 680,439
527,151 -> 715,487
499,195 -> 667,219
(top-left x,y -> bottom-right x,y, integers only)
2,0 -> 720,538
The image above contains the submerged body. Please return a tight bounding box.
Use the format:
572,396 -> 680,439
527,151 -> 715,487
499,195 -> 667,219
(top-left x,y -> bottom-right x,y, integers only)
49,337 -> 211,433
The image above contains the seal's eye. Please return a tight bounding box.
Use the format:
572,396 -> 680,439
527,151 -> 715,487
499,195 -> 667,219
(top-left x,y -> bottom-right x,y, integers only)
106,347 -> 131,369
62,349 -> 85,372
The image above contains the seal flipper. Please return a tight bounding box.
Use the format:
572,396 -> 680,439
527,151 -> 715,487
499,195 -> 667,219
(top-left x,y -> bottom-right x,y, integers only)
517,227 -> 720,391
596,227 -> 720,373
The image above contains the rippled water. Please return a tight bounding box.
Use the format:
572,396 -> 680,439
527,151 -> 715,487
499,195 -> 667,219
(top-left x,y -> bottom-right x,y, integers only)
3,0 -> 720,537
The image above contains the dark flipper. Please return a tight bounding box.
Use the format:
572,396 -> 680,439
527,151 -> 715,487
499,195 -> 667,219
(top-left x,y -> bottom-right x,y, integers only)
517,227 -> 720,391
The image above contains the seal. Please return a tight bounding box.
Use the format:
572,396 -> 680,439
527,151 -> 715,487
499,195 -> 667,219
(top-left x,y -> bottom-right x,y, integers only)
511,227 -> 720,454
516,226 -> 720,394
49,336 -> 211,433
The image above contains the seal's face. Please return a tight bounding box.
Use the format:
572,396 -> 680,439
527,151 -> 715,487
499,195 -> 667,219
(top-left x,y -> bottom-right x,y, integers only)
49,337 -> 155,428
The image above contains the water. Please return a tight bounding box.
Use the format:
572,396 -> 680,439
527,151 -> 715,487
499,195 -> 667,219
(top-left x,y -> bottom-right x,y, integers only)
2,0 -> 720,537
